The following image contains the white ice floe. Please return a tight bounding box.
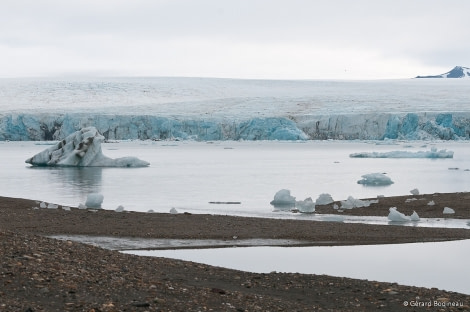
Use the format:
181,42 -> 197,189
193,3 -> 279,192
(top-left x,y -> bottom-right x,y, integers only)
295,197 -> 315,213
350,148 -> 454,158
340,196 -> 378,209
410,188 -> 420,195
443,207 -> 455,214
85,193 -> 104,209
115,205 -> 125,212
357,173 -> 394,186
25,127 -> 150,167
388,207 -> 420,222
47,203 -> 58,209
270,189 -> 296,207
315,193 -> 334,205
410,211 -> 420,221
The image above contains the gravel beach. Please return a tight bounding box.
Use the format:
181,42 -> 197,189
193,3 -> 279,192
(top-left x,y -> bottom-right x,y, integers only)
1,193 -> 469,311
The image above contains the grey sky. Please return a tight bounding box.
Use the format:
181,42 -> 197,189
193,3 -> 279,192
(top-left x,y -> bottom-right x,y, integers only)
1,0 -> 469,79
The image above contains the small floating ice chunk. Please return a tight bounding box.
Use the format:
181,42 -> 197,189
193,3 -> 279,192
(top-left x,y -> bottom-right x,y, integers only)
147,209 -> 155,213
115,205 -> 125,212
270,189 -> 296,207
410,188 -> 419,195
388,207 -> 410,222
340,196 -> 378,209
357,173 -> 394,186
170,207 -> 178,214
85,193 -> 104,209
427,200 -> 435,206
315,193 -> 334,205
47,203 -> 58,209
410,211 -> 420,221
39,202 -> 47,208
443,207 -> 455,214
295,197 -> 315,213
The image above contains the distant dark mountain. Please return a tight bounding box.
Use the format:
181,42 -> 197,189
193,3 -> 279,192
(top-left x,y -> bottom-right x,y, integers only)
416,66 -> 470,78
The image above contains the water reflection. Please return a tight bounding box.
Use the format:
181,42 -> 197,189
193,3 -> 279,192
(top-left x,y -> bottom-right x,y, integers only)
27,166 -> 103,199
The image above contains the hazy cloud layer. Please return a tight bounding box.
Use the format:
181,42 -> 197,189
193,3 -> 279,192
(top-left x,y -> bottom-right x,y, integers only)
1,0 -> 469,79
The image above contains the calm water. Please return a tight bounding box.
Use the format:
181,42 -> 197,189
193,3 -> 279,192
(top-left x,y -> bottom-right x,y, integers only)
125,239 -> 470,295
1,140 -> 469,217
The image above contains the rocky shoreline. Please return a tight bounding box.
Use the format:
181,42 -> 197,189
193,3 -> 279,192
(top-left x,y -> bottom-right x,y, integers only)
1,193 -> 469,311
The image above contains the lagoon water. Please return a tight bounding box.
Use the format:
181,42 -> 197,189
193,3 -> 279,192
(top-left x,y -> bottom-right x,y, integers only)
1,139 -> 469,217
125,239 -> 470,295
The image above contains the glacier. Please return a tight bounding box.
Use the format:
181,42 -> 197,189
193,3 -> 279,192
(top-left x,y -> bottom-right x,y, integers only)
1,111 -> 470,141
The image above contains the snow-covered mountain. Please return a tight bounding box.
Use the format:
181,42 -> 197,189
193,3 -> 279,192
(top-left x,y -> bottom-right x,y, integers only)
416,66 -> 470,78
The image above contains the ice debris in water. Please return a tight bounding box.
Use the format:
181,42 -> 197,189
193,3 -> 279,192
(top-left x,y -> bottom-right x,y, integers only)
410,188 -> 420,195
270,189 -> 296,207
25,126 -> 150,167
443,207 -> 455,214
47,203 -> 58,209
170,207 -> 178,214
357,173 -> 394,186
388,207 -> 420,222
115,205 -> 125,212
85,193 -> 104,209
340,196 -> 378,209
410,211 -> 420,221
349,148 -> 453,158
295,197 -> 315,213
315,193 -> 334,205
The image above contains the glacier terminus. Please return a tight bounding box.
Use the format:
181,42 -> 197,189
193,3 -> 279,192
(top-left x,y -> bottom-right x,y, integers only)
1,78 -> 470,141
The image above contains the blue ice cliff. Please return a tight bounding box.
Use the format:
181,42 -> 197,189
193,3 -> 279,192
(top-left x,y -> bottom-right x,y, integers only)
2,112 -> 470,141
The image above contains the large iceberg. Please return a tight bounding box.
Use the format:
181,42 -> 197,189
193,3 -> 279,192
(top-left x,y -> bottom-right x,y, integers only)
25,127 -> 150,167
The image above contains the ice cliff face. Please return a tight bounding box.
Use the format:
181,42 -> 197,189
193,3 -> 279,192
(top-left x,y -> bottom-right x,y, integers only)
2,112 -> 470,141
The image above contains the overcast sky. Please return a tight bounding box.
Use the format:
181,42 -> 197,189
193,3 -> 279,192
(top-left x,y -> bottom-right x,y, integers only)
1,0 -> 469,79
